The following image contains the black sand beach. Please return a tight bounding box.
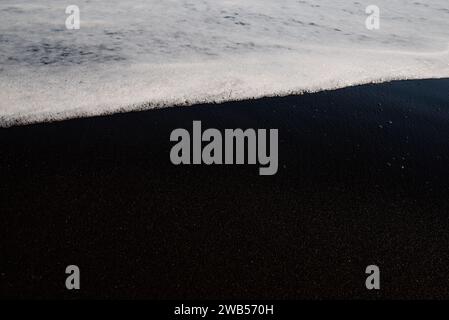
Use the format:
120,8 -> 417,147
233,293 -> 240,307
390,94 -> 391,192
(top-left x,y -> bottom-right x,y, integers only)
1,78 -> 449,299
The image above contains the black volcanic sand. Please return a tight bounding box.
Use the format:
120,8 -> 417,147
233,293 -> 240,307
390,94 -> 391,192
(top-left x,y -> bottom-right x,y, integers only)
1,79 -> 449,299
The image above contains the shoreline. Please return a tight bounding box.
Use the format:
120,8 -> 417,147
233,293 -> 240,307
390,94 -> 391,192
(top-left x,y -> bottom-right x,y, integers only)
1,77 -> 448,128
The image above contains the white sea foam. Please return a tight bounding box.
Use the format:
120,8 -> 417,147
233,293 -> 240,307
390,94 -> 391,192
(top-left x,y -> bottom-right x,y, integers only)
1,0 -> 448,126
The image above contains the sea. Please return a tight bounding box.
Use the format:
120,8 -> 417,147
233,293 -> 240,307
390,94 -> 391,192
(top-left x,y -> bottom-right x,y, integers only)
0,0 -> 448,126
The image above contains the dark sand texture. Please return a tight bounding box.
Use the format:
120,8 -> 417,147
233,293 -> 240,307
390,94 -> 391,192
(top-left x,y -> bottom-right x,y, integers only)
1,79 -> 449,299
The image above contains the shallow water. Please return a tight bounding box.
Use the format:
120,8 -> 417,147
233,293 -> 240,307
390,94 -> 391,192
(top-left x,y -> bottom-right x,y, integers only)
1,0 -> 448,125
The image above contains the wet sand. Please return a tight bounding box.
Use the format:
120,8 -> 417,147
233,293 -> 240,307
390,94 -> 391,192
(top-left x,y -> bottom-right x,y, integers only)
1,78 -> 449,299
